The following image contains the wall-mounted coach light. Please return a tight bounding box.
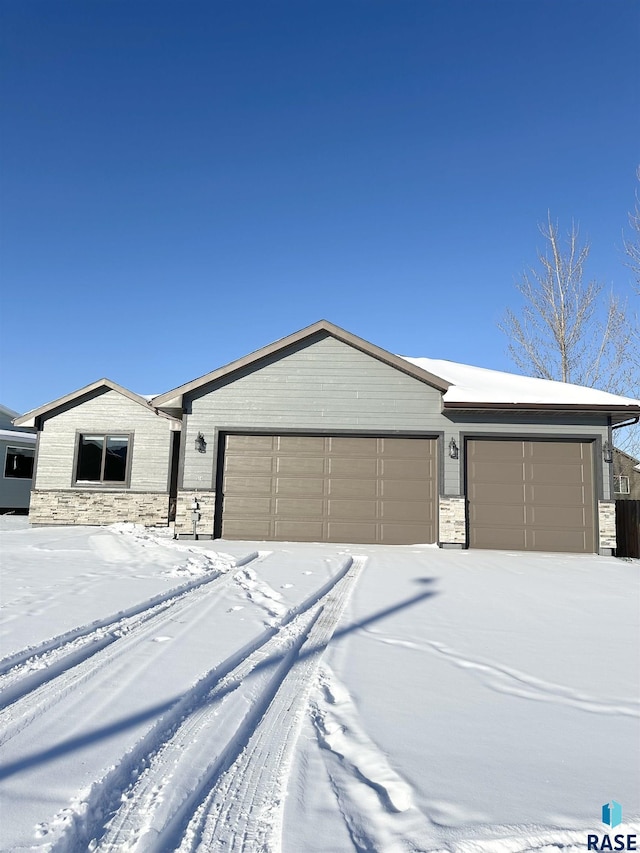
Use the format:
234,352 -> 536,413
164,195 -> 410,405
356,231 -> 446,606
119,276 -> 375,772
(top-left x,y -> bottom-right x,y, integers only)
603,440 -> 613,464
195,432 -> 207,453
448,438 -> 459,459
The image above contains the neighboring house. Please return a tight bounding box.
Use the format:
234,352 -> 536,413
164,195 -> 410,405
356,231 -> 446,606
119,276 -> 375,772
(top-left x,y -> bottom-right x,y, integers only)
14,320 -> 640,555
612,448 -> 640,500
1,403 -> 37,512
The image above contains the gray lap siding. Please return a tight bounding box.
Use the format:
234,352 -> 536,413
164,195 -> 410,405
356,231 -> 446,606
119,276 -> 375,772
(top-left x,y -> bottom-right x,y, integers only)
177,335 -> 611,546
181,336 -> 445,492
35,389 -> 173,492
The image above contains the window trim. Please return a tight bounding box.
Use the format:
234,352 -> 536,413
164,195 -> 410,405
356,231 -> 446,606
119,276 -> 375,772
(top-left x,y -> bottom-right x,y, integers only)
72,431 -> 134,488
3,444 -> 35,480
613,474 -> 630,495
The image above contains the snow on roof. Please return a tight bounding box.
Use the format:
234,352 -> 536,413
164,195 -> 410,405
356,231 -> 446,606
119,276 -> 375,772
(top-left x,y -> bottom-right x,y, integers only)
401,356 -> 640,408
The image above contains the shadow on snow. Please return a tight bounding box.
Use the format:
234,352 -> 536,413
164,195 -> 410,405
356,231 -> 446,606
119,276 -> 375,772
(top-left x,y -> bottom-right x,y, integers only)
0,578 -> 437,782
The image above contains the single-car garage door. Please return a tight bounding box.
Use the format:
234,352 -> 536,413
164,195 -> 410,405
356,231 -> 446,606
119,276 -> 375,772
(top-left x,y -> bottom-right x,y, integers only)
219,434 -> 437,544
466,439 -> 595,552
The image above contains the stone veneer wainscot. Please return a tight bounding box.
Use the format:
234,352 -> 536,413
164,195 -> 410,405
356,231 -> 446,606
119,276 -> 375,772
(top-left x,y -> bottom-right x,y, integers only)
29,490 -> 170,526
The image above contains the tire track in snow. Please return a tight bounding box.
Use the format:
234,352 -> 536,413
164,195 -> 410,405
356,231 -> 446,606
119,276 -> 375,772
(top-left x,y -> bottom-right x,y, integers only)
0,551 -> 262,742
40,555 -> 361,853
0,549 -> 259,682
95,607 -> 320,853
175,555 -> 366,853
362,630 -> 640,717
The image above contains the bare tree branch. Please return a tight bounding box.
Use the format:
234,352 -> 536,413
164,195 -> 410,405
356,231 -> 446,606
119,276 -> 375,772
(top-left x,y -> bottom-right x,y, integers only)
499,215 -> 625,388
501,212 -> 640,454
623,165 -> 640,295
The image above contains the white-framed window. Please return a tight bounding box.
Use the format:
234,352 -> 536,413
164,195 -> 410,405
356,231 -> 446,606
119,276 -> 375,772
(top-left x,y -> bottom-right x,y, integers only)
4,445 -> 35,479
614,475 -> 630,495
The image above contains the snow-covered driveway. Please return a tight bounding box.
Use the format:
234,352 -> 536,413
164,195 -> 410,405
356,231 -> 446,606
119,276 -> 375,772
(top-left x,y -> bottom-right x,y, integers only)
0,518 -> 638,852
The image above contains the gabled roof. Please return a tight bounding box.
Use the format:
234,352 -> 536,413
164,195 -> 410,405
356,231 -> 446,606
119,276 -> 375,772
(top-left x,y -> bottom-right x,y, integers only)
151,319 -> 451,408
13,379 -> 181,428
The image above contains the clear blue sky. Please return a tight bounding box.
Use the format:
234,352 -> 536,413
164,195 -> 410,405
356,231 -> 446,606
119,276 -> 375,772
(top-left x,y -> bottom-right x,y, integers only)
1,0 -> 638,414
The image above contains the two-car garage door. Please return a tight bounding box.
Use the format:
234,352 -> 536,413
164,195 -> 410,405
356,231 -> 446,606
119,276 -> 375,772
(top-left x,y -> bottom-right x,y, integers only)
466,439 -> 595,552
220,434 -> 437,545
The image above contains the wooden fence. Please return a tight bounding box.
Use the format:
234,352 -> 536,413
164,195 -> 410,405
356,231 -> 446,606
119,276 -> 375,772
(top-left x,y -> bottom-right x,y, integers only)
616,500 -> 640,558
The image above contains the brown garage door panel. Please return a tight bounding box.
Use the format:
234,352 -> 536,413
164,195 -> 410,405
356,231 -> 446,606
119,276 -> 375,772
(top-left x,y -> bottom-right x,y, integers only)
379,438 -> 429,458
220,434 -> 437,545
527,463 -> 591,485
326,522 -> 378,543
275,520 -> 326,541
275,477 -> 325,497
275,498 -> 325,517
380,458 -> 434,479
471,440 -> 526,461
379,523 -> 437,545
328,457 -> 378,478
225,456 -> 275,475
468,460 -> 526,484
278,435 -> 326,453
381,501 -> 435,523
327,499 -> 378,520
467,439 -> 595,553
530,529 -> 591,552
528,505 -> 589,527
528,484 -> 590,506
471,527 -> 528,550
223,519 -> 273,540
226,434 -> 275,452
277,456 -> 326,476
224,497 -> 274,516
470,503 -> 526,526
328,479 -> 378,499
224,476 -> 274,495
327,437 -> 378,456
469,483 -> 525,504
528,441 -> 587,462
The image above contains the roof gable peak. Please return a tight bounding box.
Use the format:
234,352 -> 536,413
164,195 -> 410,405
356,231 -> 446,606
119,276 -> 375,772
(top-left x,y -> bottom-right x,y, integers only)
13,378 -> 179,428
151,320 -> 451,408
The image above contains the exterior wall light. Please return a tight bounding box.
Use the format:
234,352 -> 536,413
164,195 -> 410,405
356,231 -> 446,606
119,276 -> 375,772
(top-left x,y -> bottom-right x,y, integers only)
603,440 -> 613,464
448,438 -> 459,459
195,432 -> 207,453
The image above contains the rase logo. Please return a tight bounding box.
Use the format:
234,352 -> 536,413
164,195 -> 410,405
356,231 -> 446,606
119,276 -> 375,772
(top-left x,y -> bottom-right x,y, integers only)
587,801 -> 637,851
603,802 -> 623,829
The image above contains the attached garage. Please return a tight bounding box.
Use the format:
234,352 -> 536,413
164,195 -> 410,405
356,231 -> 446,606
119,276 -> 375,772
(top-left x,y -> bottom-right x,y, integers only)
219,434 -> 438,545
466,439 -> 596,553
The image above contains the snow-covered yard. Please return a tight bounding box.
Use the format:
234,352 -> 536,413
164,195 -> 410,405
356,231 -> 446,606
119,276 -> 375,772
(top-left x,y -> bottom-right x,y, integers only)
0,516 -> 638,852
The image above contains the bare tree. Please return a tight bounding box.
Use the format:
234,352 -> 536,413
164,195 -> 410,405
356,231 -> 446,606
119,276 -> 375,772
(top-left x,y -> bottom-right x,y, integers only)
617,168 -> 640,455
623,166 -> 640,293
500,213 -> 630,391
